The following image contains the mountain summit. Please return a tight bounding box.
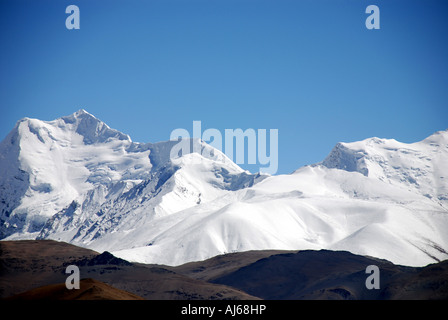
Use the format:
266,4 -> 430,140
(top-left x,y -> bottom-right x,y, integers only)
60,109 -> 132,144
1,111 -> 447,266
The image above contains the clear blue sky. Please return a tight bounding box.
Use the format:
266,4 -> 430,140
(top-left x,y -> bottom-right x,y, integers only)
1,0 -> 447,174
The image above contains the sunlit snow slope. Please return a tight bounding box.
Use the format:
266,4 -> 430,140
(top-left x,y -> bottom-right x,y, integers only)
1,110 -> 447,267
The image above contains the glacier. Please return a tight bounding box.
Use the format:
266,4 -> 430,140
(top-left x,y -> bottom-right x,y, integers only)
0,110 -> 447,267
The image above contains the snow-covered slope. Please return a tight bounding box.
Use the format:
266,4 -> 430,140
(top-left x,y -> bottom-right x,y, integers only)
110,163 -> 447,267
1,110 -> 447,267
109,131 -> 448,266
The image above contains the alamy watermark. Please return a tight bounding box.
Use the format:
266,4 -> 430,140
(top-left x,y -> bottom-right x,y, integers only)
170,121 -> 279,175
365,265 -> 380,290
65,265 -> 80,290
65,5 -> 80,30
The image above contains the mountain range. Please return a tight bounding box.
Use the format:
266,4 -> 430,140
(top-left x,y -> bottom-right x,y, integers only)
1,110 -> 447,267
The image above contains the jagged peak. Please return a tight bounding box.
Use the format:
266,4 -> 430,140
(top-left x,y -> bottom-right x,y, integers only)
62,109 -> 132,144
59,109 -> 96,126
61,108 -> 97,123
75,108 -> 90,116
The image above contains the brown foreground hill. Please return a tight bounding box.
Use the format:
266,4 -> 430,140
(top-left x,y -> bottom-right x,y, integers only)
4,278 -> 144,300
0,240 -> 258,300
1,240 -> 447,300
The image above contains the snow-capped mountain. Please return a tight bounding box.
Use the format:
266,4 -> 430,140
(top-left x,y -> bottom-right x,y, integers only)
322,132 -> 448,208
1,110 -> 447,267
0,110 -> 263,241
